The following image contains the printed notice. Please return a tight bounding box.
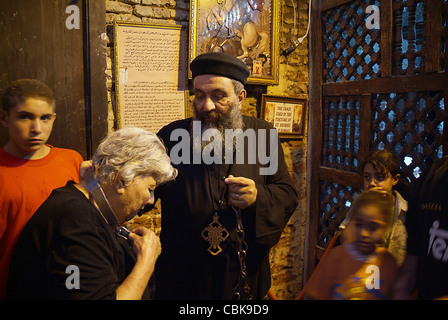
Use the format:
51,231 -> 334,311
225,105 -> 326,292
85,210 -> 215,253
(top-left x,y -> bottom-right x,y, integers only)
115,23 -> 187,133
262,95 -> 306,138
273,103 -> 294,132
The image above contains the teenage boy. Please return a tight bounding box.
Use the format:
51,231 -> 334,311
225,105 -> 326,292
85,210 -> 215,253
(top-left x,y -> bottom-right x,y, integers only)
0,79 -> 83,298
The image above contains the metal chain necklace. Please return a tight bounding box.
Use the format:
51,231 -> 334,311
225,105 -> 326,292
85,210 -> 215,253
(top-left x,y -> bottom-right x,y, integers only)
201,162 -> 253,299
232,205 -> 253,300
201,164 -> 232,255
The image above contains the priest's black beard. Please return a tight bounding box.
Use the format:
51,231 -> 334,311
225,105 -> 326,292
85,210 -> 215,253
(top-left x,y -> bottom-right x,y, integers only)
191,100 -> 244,153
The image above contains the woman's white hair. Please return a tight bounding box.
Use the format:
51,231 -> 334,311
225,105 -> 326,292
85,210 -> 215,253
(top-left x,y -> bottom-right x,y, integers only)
93,127 -> 177,186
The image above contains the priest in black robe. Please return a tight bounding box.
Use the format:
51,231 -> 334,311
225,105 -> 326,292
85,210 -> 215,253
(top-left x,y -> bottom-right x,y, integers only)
154,52 -> 298,299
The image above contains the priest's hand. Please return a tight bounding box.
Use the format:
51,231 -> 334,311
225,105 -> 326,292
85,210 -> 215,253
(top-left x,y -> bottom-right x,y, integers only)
225,175 -> 258,209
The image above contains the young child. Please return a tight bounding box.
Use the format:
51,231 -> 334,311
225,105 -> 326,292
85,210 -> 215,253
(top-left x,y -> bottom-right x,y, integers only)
305,189 -> 399,300
340,150 -> 409,266
0,79 -> 83,298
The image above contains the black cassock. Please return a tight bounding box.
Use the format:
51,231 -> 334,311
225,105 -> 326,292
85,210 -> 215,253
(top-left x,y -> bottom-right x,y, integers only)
155,116 -> 298,299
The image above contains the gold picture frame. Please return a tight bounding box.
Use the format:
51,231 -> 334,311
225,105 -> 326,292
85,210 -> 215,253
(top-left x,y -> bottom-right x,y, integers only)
189,0 -> 279,85
261,95 -> 307,139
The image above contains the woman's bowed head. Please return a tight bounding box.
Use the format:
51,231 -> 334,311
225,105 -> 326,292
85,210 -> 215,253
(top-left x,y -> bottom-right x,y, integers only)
6,127 -> 178,300
89,127 -> 177,224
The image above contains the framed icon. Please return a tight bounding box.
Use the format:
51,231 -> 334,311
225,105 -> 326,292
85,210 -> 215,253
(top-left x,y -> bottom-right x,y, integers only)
189,0 -> 279,85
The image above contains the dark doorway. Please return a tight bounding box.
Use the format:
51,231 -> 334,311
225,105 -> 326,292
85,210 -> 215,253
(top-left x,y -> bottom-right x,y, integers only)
0,0 -> 107,160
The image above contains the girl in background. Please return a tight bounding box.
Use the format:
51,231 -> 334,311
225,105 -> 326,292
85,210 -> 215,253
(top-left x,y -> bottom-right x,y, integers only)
340,150 -> 409,266
306,190 -> 399,300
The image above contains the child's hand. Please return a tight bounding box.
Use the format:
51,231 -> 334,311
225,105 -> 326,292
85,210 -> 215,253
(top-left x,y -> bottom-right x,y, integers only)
366,186 -> 389,196
79,160 -> 93,181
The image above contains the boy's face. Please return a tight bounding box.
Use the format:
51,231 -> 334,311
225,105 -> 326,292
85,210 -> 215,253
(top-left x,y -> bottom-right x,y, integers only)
363,163 -> 399,194
353,204 -> 388,255
0,98 -> 56,158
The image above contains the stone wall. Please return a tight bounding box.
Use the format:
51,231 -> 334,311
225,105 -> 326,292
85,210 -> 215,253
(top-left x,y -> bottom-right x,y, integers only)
105,0 -> 309,300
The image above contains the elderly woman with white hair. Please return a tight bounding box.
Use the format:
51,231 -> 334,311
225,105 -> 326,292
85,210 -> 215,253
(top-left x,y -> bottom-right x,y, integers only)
6,128 -> 177,300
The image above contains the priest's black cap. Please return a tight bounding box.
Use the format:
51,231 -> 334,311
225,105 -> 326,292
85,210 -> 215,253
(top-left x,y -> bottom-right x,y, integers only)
190,52 -> 250,85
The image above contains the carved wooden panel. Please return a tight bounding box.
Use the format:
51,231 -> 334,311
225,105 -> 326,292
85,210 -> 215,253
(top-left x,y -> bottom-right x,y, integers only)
323,0 -> 382,83
322,95 -> 361,172
307,0 -> 448,278
372,91 -> 445,181
443,0 -> 448,71
393,0 -> 425,75
318,181 -> 360,248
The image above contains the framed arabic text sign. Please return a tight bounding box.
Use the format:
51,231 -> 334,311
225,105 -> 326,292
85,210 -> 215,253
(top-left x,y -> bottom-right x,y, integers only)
261,95 -> 307,139
189,0 -> 279,85
114,22 -> 187,133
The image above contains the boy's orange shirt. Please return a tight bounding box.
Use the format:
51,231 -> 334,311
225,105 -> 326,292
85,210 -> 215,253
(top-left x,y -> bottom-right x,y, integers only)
0,145 -> 83,298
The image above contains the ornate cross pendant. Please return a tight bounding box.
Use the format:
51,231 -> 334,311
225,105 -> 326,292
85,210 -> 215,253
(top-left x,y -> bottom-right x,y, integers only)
201,213 -> 229,255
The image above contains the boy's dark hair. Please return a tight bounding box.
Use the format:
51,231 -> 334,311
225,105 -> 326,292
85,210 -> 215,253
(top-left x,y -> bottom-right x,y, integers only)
360,149 -> 410,200
2,79 -> 55,114
351,189 -> 395,225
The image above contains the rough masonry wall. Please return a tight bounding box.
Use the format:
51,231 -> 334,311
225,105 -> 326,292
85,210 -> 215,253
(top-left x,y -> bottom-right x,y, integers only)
105,0 -> 309,300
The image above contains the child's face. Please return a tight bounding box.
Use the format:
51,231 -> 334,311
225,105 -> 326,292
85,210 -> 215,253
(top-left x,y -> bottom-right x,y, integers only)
363,163 -> 399,194
353,204 -> 388,255
0,98 -> 56,157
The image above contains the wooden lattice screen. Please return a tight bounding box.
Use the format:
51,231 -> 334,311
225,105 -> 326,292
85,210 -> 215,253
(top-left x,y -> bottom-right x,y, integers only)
306,0 -> 448,279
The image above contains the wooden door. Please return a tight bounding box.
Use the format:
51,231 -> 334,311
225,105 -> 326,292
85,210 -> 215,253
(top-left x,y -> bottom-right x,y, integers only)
306,0 -> 448,280
0,0 -> 107,159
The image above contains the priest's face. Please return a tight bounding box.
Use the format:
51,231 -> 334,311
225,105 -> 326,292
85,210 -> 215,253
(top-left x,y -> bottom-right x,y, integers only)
192,74 -> 245,133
